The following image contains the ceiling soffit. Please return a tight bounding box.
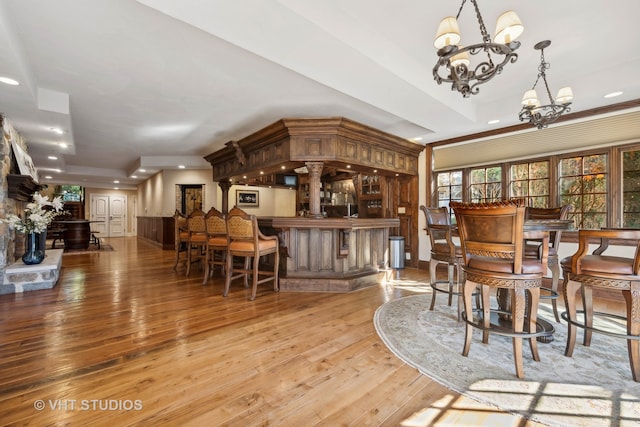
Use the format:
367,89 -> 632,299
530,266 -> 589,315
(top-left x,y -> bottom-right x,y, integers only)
434,110 -> 640,170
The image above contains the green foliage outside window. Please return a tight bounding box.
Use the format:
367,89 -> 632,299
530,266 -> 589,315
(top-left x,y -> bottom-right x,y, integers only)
470,166 -> 501,203
559,154 -> 607,229
623,151 -> 640,228
510,161 -> 549,207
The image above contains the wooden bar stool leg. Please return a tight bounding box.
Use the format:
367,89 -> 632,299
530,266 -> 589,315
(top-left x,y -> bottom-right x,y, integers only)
623,287 -> 640,382
511,287 -> 526,379
563,278 -> 581,357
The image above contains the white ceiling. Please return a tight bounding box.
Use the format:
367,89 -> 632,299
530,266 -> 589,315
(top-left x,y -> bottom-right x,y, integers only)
0,0 -> 639,190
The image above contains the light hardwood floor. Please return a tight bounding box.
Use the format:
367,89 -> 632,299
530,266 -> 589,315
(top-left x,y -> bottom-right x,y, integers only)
0,237 -> 558,426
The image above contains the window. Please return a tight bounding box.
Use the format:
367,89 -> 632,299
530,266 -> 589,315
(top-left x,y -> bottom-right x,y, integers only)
470,166 -> 501,203
559,154 -> 607,229
623,149 -> 640,228
510,161 -> 550,207
56,185 -> 83,202
435,171 -> 462,221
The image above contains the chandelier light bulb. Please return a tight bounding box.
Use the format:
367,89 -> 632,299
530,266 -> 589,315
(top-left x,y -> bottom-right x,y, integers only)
450,46 -> 470,68
555,86 -> 574,104
522,89 -> 539,107
493,11 -> 524,44
434,17 -> 460,49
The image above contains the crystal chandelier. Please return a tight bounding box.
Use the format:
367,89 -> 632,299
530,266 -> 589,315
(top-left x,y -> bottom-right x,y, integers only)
433,0 -> 523,97
519,40 -> 573,129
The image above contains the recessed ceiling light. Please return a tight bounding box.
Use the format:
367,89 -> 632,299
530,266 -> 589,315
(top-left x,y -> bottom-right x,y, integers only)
44,175 -> 52,179
59,142 -> 68,148
0,76 -> 19,85
346,165 -> 351,169
139,169 -> 146,172
281,165 -> 286,169
49,127 -> 64,135
131,175 -> 138,179
412,137 -> 423,142
55,169 -> 61,173
488,119 -> 500,125
114,180 -> 120,184
114,187 -> 119,190
260,171 -> 264,175
604,91 -> 623,99
48,155 -> 58,160
178,165 -> 185,169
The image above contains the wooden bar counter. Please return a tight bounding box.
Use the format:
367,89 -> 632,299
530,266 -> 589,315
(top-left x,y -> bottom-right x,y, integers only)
259,216 -> 399,292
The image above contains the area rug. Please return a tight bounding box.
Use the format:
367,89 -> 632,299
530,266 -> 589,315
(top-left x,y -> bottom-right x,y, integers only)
61,244 -> 114,255
374,293 -> 640,427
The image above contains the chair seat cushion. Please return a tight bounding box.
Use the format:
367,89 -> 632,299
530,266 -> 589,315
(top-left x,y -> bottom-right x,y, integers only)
208,236 -> 228,246
561,254 -> 636,276
432,242 -> 462,256
179,231 -> 189,241
229,239 -> 277,252
524,243 -> 557,258
468,255 -> 546,274
189,233 -> 208,243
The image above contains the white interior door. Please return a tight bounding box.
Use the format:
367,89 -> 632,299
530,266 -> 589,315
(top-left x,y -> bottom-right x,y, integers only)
91,195 -> 127,237
109,196 -> 126,237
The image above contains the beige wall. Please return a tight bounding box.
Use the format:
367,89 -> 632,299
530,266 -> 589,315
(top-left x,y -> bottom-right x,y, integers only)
136,170 -> 297,218
217,184 -> 296,217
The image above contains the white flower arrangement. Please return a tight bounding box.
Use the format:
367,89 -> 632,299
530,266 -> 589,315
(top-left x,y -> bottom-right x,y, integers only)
3,192 -> 65,234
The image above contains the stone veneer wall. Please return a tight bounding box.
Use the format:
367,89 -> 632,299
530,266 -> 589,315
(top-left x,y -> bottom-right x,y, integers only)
0,115 -> 27,281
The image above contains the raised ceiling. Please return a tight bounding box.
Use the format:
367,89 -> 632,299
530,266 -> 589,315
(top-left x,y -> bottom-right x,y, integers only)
0,0 -> 639,189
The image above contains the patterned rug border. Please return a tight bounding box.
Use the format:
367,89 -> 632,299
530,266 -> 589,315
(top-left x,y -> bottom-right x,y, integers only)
61,244 -> 114,255
373,293 -> 640,427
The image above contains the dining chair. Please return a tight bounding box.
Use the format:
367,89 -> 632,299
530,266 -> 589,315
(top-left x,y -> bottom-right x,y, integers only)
173,210 -> 189,270
224,206 -> 279,301
560,228 -> 640,382
451,200 -> 549,379
421,205 -> 465,321
203,207 -> 228,285
186,208 -> 207,276
525,204 -> 573,321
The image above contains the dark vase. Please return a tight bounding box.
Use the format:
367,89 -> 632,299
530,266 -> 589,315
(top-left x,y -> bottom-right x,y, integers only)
22,232 -> 45,265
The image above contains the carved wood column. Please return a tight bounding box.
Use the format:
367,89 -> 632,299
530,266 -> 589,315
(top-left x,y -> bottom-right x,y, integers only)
306,162 -> 324,218
218,180 -> 232,214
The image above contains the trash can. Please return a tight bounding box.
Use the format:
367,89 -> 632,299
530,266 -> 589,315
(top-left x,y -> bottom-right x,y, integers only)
389,236 -> 405,269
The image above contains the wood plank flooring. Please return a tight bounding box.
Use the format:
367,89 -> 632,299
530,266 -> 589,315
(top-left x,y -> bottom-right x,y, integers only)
0,237 -> 550,426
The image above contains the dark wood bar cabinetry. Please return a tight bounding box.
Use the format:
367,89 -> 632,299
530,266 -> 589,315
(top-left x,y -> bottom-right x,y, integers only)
205,117 -> 424,288
137,216 -> 175,250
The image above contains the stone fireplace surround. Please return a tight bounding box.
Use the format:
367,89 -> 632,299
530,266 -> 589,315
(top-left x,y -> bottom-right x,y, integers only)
0,116 -> 62,294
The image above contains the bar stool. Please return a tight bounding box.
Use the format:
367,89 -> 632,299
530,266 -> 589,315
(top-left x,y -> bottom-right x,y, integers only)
224,206 -> 279,301
421,205 -> 465,321
560,228 -> 640,382
451,200 -> 549,379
